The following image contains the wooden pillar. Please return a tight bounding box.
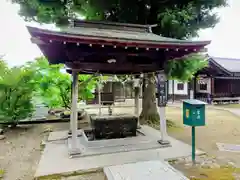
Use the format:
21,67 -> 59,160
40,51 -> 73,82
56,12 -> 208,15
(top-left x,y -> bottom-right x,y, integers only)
98,82 -> 102,116
189,80 -> 194,99
230,79 -> 233,95
211,77 -> 214,96
142,75 -> 146,95
123,82 -> 126,101
157,73 -> 170,145
172,80 -> 175,103
166,80 -> 169,102
69,80 -> 73,134
134,78 -> 140,127
193,76 -> 197,99
69,70 -> 81,156
134,87 -> 140,115
159,105 -> 168,140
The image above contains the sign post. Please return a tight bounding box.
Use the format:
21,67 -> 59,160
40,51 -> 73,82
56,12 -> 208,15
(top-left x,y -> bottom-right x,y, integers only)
157,73 -> 170,145
183,99 -> 206,164
192,126 -> 196,163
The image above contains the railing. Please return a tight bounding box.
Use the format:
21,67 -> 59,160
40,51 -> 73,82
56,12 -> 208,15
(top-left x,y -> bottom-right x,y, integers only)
196,92 -> 240,104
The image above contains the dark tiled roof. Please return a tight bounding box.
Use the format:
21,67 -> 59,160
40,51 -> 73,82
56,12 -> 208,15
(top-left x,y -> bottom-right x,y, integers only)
27,20 -> 210,74
210,57 -> 240,73
68,20 -> 209,45
27,20 -> 210,47
62,27 -> 200,44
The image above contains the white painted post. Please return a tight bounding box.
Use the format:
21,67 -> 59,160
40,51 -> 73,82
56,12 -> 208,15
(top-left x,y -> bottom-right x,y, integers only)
136,92 -> 140,118
133,78 -> 140,127
69,70 -> 81,156
134,87 -> 140,115
159,106 -> 168,141
190,90 -> 194,99
157,73 -> 170,145
136,87 -> 140,127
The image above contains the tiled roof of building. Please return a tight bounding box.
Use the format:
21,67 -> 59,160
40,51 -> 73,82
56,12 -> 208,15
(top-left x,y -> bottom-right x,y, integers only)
210,57 -> 240,73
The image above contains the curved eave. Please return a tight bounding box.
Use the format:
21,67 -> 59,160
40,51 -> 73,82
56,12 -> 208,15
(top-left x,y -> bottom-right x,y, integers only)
208,57 -> 233,76
27,26 -> 210,50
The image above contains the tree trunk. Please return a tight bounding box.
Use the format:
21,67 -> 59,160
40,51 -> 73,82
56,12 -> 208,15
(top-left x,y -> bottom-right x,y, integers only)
139,73 -> 159,124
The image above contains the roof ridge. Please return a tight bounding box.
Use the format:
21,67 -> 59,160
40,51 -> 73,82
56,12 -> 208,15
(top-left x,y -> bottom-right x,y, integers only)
73,19 -> 157,33
73,19 -> 157,28
211,56 -> 240,61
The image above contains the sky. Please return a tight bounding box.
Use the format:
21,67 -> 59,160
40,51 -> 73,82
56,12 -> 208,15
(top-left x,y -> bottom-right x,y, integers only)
0,0 -> 240,67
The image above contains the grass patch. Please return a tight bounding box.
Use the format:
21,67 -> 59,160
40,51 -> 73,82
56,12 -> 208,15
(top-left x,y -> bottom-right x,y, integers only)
146,107 -> 183,131
172,161 -> 240,180
214,104 -> 240,109
189,166 -> 240,180
0,169 -> 5,179
147,119 -> 182,133
162,106 -> 240,179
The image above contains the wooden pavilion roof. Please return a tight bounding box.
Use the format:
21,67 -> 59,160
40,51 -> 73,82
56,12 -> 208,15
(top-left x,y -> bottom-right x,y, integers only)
27,19 -> 210,74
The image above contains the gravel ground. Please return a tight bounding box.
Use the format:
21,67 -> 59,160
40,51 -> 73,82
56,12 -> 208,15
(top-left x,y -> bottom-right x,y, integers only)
0,125 -> 45,180
0,119 -> 105,180
0,123 -> 70,180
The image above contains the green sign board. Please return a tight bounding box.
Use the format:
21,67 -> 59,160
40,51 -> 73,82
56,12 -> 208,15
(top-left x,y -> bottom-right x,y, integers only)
183,99 -> 206,126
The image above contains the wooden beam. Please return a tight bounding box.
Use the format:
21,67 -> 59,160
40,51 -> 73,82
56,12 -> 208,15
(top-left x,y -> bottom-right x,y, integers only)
65,48 -> 162,57
211,77 -> 214,96
64,47 -> 164,63
66,69 -> 159,75
65,62 -> 160,73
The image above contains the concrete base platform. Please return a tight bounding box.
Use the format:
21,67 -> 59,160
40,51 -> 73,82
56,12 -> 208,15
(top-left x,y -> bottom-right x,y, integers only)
35,125 -> 204,178
66,126 -> 171,158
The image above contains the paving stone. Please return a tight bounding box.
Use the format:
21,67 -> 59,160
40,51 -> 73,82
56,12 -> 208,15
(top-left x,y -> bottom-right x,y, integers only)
104,160 -> 189,180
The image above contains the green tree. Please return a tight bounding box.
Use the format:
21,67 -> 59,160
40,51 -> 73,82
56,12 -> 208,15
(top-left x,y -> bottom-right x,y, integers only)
29,57 -> 98,109
166,54 -> 208,81
0,60 -> 35,126
12,0 -> 226,123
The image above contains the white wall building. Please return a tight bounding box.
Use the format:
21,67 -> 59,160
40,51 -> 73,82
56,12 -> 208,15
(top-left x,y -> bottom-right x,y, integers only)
167,80 -> 189,100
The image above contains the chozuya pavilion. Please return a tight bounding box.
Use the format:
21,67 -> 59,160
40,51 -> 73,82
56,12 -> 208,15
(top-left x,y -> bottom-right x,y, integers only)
27,19 -> 210,157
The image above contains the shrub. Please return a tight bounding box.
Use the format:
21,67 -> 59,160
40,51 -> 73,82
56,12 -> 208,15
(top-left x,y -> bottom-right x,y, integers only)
0,61 -> 35,126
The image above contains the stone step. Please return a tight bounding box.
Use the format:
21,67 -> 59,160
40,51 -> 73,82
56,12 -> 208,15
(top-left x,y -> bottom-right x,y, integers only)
104,160 -> 189,180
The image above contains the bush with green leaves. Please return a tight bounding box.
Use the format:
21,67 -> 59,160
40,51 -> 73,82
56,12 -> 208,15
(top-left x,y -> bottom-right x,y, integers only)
0,56 -> 101,126
30,57 -> 98,109
0,60 -> 35,125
